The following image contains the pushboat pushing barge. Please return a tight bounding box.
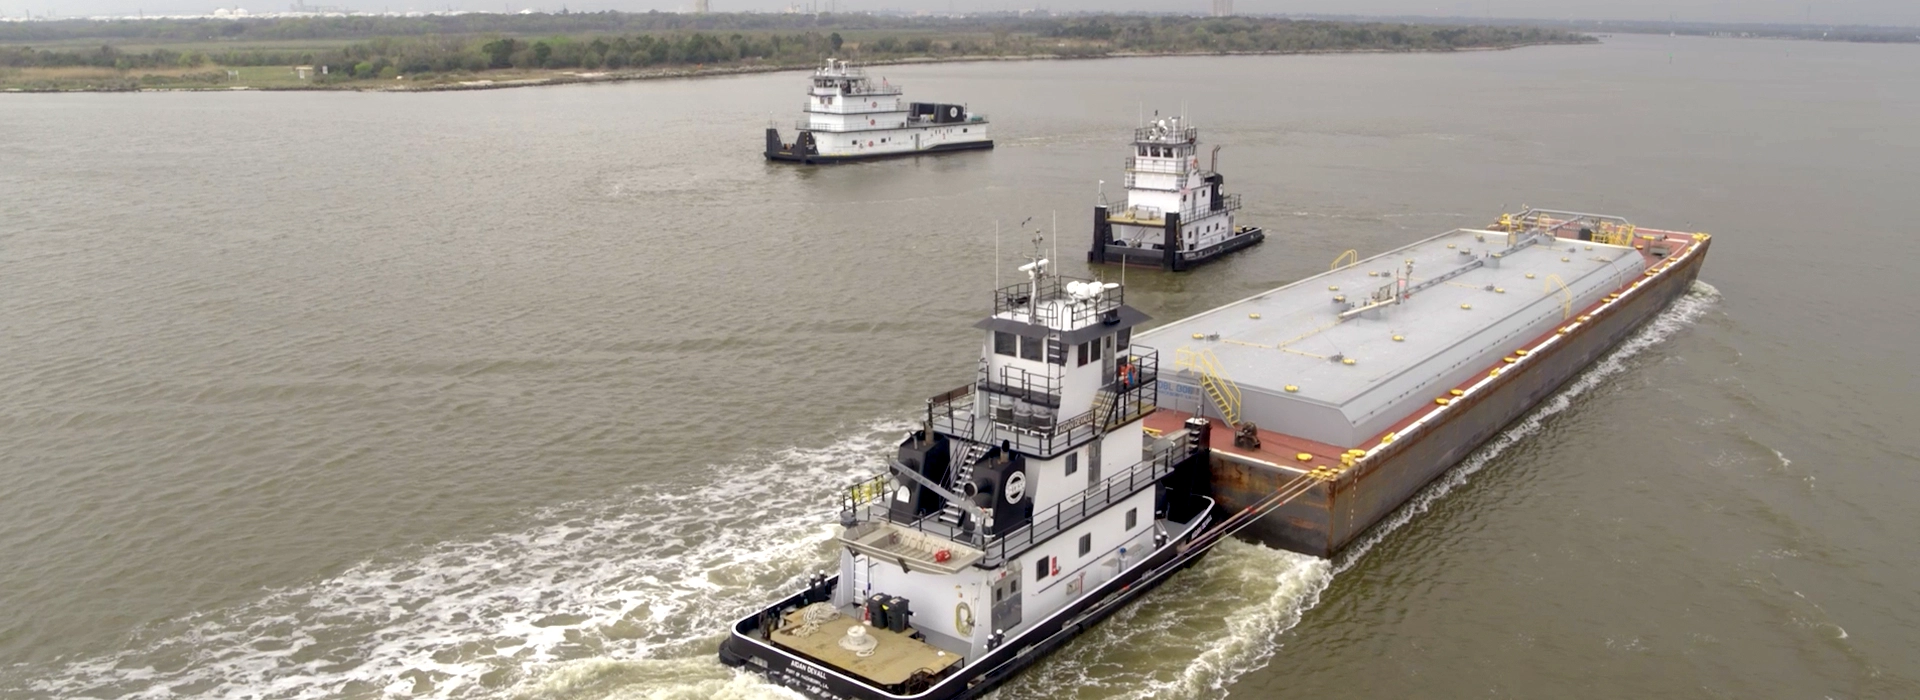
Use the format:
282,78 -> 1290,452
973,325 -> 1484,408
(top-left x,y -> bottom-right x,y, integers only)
766,59 -> 992,164
721,209 -> 1712,699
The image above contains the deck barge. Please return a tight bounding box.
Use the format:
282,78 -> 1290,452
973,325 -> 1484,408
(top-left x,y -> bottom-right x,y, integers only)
1138,209 -> 1713,556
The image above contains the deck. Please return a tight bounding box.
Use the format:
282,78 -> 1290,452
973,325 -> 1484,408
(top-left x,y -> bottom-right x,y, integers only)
768,605 -> 963,688
1144,409 -> 1348,471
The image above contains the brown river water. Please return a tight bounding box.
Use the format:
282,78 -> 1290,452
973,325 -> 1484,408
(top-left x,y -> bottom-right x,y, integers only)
1,33 -> 1916,699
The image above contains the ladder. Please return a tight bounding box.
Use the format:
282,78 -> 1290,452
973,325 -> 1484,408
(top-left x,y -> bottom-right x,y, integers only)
1176,347 -> 1242,426
1092,387 -> 1118,430
936,441 -> 992,527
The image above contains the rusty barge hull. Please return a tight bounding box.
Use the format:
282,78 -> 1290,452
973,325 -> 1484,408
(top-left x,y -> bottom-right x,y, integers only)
1142,215 -> 1712,558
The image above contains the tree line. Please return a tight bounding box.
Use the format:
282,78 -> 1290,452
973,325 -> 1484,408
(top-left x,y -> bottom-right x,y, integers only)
0,13 -> 1595,83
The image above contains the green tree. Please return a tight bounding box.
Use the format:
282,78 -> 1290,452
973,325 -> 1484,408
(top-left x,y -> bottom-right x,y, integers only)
829,31 -> 843,53
480,37 -> 516,68
531,40 -> 551,67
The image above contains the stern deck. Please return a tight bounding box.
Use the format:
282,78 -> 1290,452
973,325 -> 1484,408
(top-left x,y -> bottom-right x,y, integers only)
769,605 -> 964,689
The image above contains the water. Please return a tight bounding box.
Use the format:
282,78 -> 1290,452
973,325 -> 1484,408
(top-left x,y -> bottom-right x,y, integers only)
2,34 -> 1917,699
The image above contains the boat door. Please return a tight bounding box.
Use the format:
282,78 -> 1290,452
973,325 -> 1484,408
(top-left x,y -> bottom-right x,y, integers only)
1101,334 -> 1116,381
991,571 -> 1022,630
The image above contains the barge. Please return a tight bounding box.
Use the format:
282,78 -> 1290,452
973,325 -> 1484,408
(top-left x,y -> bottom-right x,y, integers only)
766,59 -> 992,164
1139,209 -> 1713,555
1088,116 -> 1264,271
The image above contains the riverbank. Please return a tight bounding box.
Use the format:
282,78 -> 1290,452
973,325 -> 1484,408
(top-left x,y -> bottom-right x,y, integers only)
1,14 -> 1593,93
2,40 -> 1592,94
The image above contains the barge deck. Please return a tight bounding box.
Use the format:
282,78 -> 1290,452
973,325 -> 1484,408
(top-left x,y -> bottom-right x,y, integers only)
1140,209 -> 1713,556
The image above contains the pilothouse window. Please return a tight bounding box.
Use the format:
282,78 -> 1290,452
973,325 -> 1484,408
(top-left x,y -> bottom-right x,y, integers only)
1018,335 -> 1041,361
994,331 -> 1016,357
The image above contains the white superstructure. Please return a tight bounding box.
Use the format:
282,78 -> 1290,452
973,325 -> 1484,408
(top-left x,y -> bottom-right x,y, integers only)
722,237 -> 1220,699
1091,116 -> 1264,270
766,58 -> 992,163
1110,117 -> 1239,251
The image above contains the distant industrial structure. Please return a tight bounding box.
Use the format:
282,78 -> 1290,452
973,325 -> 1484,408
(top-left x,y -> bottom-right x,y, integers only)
695,0 -> 710,12
1211,0 -> 1232,17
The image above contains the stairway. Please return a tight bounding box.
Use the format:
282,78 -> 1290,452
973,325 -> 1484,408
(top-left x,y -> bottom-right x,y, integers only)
1092,388 -> 1118,429
1176,347 -> 1242,426
936,441 -> 992,527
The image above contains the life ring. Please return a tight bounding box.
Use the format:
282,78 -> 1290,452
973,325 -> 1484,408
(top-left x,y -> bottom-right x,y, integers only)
955,602 -> 974,635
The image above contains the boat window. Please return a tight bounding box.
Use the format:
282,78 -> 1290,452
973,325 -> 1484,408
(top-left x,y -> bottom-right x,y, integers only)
1126,508 -> 1138,531
1076,341 -> 1090,366
994,331 -> 1016,357
1018,335 -> 1041,361
1065,453 -> 1078,476
1078,534 -> 1092,557
1035,556 -> 1050,581
1117,328 -> 1131,350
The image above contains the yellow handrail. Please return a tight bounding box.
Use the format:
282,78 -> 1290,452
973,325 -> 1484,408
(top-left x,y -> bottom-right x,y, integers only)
1175,347 -> 1243,426
1330,249 -> 1358,271
1542,274 -> 1573,319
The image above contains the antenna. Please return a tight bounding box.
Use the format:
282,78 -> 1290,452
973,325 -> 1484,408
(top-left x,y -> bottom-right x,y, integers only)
1051,211 -> 1058,271
995,220 -> 1001,294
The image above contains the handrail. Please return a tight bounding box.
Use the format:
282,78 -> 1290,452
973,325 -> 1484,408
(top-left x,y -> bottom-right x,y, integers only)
1133,125 -> 1198,144
796,119 -> 909,133
1542,274 -> 1573,319
1331,249 -> 1359,270
928,351 -> 1160,460
1124,157 -> 1186,175
1175,347 -> 1241,426
976,445 -> 1185,564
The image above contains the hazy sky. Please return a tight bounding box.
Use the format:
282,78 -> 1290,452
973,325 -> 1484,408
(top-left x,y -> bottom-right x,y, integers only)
11,0 -> 1920,27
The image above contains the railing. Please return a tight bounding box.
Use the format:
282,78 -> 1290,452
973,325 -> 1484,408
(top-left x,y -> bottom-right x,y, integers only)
1175,347 -> 1240,426
981,363 -> 1062,412
977,444 -> 1185,564
992,275 -> 1125,330
1133,125 -> 1198,144
1502,208 -> 1638,241
927,351 -> 1159,460
796,119 -> 907,133
1124,156 -> 1186,175
1215,193 -> 1242,214
841,422 -> 1189,563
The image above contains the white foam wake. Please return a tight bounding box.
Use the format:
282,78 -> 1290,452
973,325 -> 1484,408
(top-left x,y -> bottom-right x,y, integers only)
9,420 -> 913,700
1332,279 -> 1720,573
9,282 -> 1718,700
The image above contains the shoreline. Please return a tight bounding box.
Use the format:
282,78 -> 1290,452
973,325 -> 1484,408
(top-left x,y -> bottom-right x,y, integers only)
1,40 -> 1590,94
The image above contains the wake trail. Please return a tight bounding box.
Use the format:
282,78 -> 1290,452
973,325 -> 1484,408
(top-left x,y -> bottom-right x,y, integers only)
9,283 -> 1718,700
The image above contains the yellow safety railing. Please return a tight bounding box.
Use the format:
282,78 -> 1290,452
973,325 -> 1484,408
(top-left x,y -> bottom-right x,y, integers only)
1593,221 -> 1636,247
1175,347 -> 1243,426
1542,274 -> 1573,319
1330,249 -> 1358,271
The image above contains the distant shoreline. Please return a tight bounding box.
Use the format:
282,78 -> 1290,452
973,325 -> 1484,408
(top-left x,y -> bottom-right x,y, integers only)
3,41 -> 1587,95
